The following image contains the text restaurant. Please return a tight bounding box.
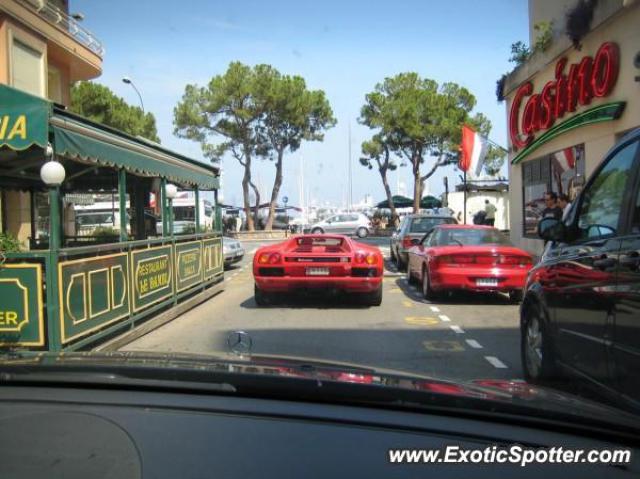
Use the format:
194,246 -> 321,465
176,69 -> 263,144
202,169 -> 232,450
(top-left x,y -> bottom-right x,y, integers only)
0,84 -> 224,352
503,3 -> 639,255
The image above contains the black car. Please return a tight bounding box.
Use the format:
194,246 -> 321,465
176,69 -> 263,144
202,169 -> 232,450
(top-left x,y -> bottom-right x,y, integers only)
522,128 -> 640,410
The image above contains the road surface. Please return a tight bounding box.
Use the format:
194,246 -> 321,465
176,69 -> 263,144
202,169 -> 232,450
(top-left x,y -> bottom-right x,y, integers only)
124,238 -> 522,382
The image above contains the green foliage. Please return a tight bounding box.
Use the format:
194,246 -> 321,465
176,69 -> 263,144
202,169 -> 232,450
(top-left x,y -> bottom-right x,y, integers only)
483,146 -> 507,177
71,82 -> 160,143
360,72 -> 492,211
509,41 -> 531,65
173,62 -> 335,230
533,21 -> 553,53
0,232 -> 21,253
91,226 -> 119,237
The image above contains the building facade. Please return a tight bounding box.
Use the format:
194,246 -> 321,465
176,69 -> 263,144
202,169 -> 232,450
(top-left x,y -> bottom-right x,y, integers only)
0,0 -> 102,245
504,0 -> 640,255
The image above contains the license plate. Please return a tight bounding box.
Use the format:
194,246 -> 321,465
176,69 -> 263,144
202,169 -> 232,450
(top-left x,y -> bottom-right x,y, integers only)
476,278 -> 498,287
306,267 -> 330,276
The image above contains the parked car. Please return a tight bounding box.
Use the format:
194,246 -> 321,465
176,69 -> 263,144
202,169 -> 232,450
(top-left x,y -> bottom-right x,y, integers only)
523,129 -> 640,410
390,214 -> 457,270
309,213 -> 371,238
406,224 -> 533,302
253,234 -> 383,306
223,237 -> 245,267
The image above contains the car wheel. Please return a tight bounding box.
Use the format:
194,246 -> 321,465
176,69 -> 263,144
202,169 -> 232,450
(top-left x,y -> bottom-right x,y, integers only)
356,227 -> 368,238
365,286 -> 383,306
509,290 -> 524,303
521,303 -> 557,383
421,265 -> 437,300
405,262 -> 415,284
254,284 -> 270,307
311,227 -> 324,234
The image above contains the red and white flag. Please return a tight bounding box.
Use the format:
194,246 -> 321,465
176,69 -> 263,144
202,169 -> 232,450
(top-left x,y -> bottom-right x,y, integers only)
553,147 -> 576,173
460,125 -> 489,178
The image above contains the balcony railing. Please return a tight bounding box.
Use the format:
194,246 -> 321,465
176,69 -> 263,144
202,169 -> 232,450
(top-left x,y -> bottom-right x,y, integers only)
16,0 -> 105,57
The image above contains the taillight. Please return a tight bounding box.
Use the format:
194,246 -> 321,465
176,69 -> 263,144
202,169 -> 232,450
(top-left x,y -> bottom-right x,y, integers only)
355,252 -> 376,264
499,255 -> 532,266
437,255 -> 474,265
258,252 -> 281,264
402,238 -> 413,249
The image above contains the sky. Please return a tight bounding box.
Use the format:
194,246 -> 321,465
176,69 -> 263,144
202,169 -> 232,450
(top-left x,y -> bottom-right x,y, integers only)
73,0 -> 528,208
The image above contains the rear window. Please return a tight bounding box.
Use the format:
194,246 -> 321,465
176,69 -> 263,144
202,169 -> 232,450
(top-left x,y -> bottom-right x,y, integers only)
410,217 -> 454,233
437,228 -> 511,246
297,237 -> 343,247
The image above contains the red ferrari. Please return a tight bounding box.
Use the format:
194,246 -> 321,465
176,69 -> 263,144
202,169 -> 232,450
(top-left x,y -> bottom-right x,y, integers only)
406,225 -> 533,302
253,234 -> 383,306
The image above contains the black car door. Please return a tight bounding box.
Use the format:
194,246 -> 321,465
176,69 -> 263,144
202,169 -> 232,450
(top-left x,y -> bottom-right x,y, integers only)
611,139 -> 640,402
551,139 -> 638,383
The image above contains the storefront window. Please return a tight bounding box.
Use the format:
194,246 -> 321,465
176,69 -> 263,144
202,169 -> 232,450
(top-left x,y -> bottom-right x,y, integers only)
522,144 -> 585,238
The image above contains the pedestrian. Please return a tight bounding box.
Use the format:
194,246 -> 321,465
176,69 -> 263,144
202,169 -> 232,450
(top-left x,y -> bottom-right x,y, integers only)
483,199 -> 497,227
541,192 -> 563,220
558,193 -> 572,220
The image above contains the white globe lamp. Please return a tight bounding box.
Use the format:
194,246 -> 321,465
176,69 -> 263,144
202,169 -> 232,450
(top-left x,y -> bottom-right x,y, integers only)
40,160 -> 66,186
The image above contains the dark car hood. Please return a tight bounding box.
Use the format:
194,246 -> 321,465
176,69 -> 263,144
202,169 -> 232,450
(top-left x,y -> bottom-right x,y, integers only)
1,350 -> 638,434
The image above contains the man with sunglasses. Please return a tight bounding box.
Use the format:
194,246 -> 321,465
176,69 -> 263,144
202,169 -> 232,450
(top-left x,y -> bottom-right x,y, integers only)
541,192 -> 563,221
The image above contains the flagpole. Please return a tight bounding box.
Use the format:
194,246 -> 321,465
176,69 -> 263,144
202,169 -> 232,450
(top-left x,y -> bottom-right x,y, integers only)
463,170 -> 467,225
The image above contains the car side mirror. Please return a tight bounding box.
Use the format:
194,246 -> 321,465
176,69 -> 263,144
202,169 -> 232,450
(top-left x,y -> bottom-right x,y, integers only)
537,217 -> 566,242
410,238 -> 420,245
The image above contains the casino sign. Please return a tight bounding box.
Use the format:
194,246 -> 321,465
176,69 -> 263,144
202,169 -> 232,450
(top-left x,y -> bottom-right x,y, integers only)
509,42 -> 626,164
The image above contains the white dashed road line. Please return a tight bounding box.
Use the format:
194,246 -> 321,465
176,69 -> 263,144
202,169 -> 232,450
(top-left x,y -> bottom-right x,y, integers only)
484,356 -> 508,368
449,325 -> 465,334
430,306 -> 440,313
465,339 -> 483,349
438,315 -> 451,322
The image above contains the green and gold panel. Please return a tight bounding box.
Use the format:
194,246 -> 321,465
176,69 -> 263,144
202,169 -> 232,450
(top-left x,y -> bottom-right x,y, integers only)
0,263 -> 44,347
58,253 -> 130,344
131,245 -> 174,312
175,241 -> 203,292
203,237 -> 223,280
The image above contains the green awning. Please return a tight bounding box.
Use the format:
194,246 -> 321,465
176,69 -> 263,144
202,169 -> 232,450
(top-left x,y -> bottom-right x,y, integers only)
0,85 -> 50,150
52,112 -> 219,189
0,83 -> 219,189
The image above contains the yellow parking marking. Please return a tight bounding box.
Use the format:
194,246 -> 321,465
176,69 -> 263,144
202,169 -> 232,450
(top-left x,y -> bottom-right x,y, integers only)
389,288 -> 402,294
404,316 -> 439,325
422,340 -> 465,352
402,300 -> 414,308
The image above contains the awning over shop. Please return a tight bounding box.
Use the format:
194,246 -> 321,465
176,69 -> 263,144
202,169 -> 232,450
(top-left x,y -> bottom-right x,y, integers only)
0,84 -> 219,189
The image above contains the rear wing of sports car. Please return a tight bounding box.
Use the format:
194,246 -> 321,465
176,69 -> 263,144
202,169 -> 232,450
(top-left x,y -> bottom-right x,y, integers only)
286,235 -> 352,253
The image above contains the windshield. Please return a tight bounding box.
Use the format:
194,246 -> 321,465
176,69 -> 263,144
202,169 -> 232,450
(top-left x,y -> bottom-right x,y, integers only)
2,0 -> 639,444
436,228 -> 513,246
410,217 -> 454,233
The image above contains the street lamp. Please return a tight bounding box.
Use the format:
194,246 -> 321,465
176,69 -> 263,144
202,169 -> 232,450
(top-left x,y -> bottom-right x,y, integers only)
40,152 -> 66,251
122,76 -> 145,114
165,183 -> 178,236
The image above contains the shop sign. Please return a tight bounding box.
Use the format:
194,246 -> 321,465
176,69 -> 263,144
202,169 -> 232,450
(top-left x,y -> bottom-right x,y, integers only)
175,241 -> 203,292
509,42 -> 621,150
132,246 -> 174,311
0,84 -> 50,150
0,264 -> 44,347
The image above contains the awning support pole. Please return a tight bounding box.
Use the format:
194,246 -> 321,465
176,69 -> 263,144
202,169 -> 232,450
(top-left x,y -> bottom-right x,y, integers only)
194,186 -> 200,233
118,169 -> 127,242
463,171 -> 467,225
161,178 -> 168,236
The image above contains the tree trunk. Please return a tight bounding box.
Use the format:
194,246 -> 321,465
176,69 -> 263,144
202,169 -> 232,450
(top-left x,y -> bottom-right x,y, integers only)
249,180 -> 261,229
265,149 -> 284,231
242,166 -> 254,231
412,158 -> 421,213
379,166 -> 398,220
